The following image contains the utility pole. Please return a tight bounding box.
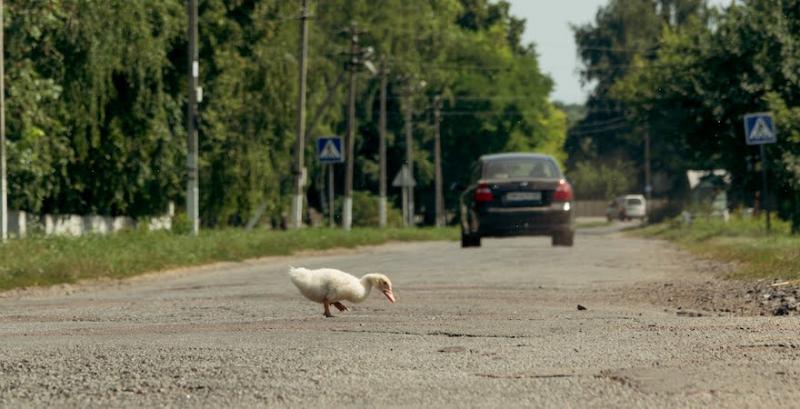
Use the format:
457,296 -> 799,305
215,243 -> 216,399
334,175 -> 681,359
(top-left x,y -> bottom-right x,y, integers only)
403,82 -> 414,227
290,0 -> 309,229
343,23 -> 360,231
433,96 -> 444,228
644,128 -> 652,201
378,57 -> 388,228
0,0 -> 6,242
186,0 -> 199,235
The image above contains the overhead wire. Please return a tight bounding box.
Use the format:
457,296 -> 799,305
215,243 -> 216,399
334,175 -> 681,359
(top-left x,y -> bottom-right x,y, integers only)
568,123 -> 632,136
261,6 -> 667,136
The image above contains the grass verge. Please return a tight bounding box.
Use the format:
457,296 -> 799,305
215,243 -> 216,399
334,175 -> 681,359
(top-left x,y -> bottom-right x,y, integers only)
635,216 -> 800,280
0,227 -> 458,291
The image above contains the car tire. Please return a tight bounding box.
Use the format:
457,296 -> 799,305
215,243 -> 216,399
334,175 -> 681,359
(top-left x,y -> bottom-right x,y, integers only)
551,231 -> 574,247
461,230 -> 481,248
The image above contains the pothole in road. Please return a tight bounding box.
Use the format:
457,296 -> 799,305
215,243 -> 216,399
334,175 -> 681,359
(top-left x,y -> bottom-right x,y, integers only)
438,346 -> 467,353
475,372 -> 583,380
326,328 -> 528,339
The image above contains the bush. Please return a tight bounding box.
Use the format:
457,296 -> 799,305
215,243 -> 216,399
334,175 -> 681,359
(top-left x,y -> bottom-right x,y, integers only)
567,159 -> 637,200
171,212 -> 192,235
648,200 -> 684,224
334,191 -> 404,227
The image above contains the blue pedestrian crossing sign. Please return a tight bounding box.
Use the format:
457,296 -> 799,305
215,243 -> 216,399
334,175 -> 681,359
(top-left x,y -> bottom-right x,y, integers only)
317,136 -> 344,163
743,113 -> 777,145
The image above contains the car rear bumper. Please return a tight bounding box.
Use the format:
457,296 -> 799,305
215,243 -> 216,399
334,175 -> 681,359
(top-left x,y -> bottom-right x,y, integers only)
476,203 -> 573,237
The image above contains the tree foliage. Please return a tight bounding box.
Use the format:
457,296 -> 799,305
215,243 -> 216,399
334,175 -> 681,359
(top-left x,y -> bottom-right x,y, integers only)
3,0 -> 565,226
568,159 -> 636,200
565,0 -> 706,199
612,0 -> 800,230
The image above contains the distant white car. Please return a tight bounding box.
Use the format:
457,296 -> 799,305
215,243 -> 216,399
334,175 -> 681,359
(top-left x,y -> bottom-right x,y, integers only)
606,195 -> 647,221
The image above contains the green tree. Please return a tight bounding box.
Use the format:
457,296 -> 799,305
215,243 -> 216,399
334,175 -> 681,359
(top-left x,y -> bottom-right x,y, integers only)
567,159 -> 637,200
2,0 -> 564,228
565,0 -> 707,195
613,0 -> 800,230
6,0 -> 185,216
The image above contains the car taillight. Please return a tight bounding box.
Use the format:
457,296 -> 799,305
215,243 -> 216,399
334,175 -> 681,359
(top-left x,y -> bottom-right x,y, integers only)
554,179 -> 573,202
474,183 -> 494,203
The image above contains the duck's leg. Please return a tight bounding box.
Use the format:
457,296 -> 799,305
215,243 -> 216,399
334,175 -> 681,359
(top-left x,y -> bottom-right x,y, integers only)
323,301 -> 333,318
332,302 -> 349,312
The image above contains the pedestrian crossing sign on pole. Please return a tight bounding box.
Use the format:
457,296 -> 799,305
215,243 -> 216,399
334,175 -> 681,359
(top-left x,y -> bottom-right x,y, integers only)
743,113 -> 777,145
317,136 -> 344,163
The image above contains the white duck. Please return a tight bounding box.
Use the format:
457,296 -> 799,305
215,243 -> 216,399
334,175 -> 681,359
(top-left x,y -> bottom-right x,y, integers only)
288,267 -> 396,317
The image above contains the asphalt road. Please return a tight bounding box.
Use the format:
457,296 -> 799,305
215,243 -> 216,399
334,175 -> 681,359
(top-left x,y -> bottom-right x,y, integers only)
1,226 -> 799,408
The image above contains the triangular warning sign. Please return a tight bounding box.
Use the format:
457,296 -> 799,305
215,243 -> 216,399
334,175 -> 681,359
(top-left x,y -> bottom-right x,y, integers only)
320,140 -> 342,160
392,165 -> 416,187
750,117 -> 773,140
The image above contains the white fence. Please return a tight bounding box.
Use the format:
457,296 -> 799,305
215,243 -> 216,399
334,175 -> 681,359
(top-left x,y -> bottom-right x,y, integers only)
573,201 -> 609,218
7,210 -> 172,238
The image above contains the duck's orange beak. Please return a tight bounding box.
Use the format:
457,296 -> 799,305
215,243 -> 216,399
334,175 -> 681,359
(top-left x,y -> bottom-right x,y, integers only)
382,289 -> 396,303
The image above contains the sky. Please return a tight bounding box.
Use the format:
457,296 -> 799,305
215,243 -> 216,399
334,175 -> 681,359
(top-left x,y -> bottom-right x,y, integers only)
506,0 -> 606,104
507,0 -> 728,105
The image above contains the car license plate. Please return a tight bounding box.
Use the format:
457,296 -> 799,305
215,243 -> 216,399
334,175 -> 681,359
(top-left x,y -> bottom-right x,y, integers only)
505,191 -> 541,202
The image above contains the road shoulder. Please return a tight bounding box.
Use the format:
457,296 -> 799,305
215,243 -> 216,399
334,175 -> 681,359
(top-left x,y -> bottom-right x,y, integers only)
614,235 -> 800,317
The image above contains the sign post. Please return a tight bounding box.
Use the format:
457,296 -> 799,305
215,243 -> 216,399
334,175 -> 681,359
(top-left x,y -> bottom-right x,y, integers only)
392,165 -> 417,227
744,112 -> 777,231
317,136 -> 344,227
328,165 -> 334,226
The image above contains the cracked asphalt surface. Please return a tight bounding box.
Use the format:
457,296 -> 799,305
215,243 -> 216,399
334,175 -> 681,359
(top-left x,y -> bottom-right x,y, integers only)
1,227 -> 799,408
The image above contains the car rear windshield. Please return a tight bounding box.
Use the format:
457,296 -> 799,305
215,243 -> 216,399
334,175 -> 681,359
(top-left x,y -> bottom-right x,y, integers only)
483,158 -> 559,180
626,198 -> 643,205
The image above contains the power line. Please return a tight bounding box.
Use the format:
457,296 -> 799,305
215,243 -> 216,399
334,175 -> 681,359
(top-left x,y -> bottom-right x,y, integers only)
578,47 -> 657,54
387,95 -> 545,101
568,117 -> 628,130
568,123 -> 632,136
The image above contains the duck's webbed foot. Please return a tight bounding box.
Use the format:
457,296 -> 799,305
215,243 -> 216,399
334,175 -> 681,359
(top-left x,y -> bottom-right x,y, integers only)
332,302 -> 349,312
323,301 -> 334,318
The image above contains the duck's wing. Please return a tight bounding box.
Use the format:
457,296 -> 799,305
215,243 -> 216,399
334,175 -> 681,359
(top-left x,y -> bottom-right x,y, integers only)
289,267 -> 359,303
317,269 -> 366,302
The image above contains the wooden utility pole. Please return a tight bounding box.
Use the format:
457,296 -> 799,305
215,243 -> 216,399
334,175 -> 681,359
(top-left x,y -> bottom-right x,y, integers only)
0,0 -> 6,242
433,96 -> 444,228
290,0 -> 309,229
186,0 -> 199,235
343,23 -> 359,231
378,58 -> 388,228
